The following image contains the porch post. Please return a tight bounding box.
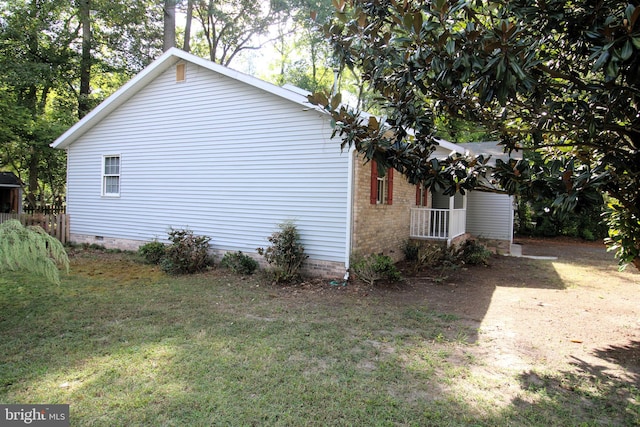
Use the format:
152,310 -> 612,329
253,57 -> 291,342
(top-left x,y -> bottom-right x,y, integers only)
448,196 -> 455,246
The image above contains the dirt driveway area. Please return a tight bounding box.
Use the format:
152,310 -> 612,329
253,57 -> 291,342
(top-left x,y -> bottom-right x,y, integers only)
406,237 -> 640,384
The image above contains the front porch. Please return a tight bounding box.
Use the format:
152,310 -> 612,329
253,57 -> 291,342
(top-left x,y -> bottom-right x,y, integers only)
410,192 -> 467,246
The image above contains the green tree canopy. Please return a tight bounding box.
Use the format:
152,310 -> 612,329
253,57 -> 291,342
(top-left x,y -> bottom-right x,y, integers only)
0,0 -> 163,207
310,0 -> 640,269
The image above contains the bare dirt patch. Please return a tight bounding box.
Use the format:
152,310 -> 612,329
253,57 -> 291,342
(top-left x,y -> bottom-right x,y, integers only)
281,237 -> 639,386
434,237 -> 639,382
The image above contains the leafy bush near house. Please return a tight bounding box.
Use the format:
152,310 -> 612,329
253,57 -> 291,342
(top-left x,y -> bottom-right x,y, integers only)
350,253 -> 401,286
417,243 -> 447,269
257,221 -> 308,283
161,229 -> 213,275
220,251 -> 258,275
457,240 -> 492,266
138,240 -> 166,265
402,240 -> 421,262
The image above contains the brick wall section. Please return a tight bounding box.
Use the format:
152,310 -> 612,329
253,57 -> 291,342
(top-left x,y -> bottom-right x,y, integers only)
71,233 -> 144,251
351,154 -> 416,262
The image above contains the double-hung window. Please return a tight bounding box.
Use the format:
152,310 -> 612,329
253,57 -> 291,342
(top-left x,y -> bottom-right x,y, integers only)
370,160 -> 393,205
102,155 -> 121,196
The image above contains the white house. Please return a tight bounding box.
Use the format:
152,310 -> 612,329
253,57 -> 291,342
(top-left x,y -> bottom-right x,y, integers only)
52,48 -> 516,277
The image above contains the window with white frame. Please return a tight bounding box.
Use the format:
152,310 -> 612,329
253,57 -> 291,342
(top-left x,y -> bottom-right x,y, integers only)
102,155 -> 120,196
376,174 -> 388,204
370,160 -> 393,205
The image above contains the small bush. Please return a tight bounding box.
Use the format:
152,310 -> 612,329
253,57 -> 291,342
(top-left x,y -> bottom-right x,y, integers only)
220,251 -> 258,275
581,229 -> 595,241
350,253 -> 401,286
138,240 -> 166,264
257,221 -> 308,283
458,240 -> 492,265
161,229 -> 212,275
402,240 -> 421,262
417,243 -> 446,268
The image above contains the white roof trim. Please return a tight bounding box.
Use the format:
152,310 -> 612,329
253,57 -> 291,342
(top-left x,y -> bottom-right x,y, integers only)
51,48 -> 323,149
51,47 -> 468,156
434,138 -> 465,155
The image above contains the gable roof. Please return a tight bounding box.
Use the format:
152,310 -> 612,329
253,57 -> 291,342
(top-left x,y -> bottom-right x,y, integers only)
51,48 -> 323,149
52,47 -> 467,157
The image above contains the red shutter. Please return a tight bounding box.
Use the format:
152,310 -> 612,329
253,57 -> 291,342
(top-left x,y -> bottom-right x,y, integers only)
370,160 -> 378,204
387,168 -> 393,205
415,186 -> 421,206
422,187 -> 429,207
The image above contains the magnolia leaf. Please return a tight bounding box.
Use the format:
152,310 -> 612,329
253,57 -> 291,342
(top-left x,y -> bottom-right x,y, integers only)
368,116 -> 379,130
592,50 -> 610,71
620,40 -> 633,60
413,12 -> 423,33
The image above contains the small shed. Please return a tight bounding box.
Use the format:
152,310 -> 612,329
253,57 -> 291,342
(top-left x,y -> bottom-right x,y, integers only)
0,172 -> 22,214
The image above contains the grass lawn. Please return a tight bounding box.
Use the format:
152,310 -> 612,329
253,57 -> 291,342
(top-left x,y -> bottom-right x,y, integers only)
0,249 -> 637,426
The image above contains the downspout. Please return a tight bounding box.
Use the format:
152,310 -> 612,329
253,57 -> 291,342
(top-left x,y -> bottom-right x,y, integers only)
344,145 -> 356,280
447,195 -> 455,247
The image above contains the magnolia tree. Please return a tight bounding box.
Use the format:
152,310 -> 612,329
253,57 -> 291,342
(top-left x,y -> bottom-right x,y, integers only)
309,0 -> 640,269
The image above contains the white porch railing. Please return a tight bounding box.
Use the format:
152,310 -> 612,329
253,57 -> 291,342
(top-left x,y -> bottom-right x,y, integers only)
410,208 -> 466,244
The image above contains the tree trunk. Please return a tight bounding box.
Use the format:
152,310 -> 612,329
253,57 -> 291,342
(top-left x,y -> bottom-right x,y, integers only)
183,0 -> 193,52
163,0 -> 176,51
79,0 -> 91,119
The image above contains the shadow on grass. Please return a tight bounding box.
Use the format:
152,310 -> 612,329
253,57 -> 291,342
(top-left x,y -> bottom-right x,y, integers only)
1,247 -> 637,426
1,264 -> 477,425
514,354 -> 640,426
592,340 -> 640,383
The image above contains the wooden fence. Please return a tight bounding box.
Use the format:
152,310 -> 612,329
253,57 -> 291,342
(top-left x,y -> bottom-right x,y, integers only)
22,204 -> 66,215
0,213 -> 70,244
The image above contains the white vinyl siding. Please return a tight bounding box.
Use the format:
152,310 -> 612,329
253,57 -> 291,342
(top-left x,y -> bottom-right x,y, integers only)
466,191 -> 514,242
66,63 -> 349,263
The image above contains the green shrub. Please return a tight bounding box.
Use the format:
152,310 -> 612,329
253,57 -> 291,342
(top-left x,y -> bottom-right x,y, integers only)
350,253 -> 401,286
161,229 -> 212,275
581,229 -> 595,241
457,240 -> 492,265
138,240 -> 166,264
402,240 -> 420,261
257,221 -> 308,283
220,251 -> 258,275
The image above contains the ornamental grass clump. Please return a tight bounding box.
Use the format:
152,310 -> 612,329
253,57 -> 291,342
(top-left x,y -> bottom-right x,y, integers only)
257,221 -> 307,283
0,219 -> 69,285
